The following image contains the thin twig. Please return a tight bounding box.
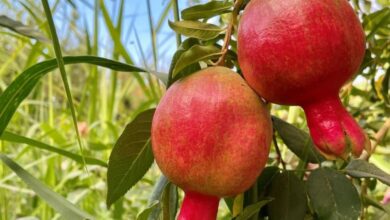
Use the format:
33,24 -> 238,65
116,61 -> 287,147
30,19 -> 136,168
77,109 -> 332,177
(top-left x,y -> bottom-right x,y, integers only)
215,0 -> 243,66
359,117 -> 390,219
360,117 -> 390,160
273,131 -> 287,170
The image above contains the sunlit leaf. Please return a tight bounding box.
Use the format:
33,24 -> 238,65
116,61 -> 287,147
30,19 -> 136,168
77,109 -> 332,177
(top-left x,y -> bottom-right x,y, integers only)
172,44 -> 222,78
181,1 -> 233,20
168,38 -> 201,86
363,8 -> 390,39
168,20 -> 224,40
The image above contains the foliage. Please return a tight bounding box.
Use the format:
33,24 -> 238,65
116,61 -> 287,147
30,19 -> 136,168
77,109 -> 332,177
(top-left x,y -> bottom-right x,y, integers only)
0,0 -> 389,219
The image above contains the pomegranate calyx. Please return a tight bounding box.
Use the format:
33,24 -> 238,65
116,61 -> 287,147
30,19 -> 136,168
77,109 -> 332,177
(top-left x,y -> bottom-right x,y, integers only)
302,96 -> 369,160
178,191 -> 220,220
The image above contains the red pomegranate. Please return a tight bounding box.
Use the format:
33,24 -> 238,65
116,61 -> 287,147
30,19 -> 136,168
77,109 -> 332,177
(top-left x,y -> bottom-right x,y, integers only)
238,0 -> 370,159
152,67 -> 272,219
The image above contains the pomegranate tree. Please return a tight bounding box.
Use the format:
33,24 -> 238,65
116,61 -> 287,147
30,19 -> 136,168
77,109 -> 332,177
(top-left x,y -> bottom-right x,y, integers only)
238,0 -> 370,159
151,67 -> 272,219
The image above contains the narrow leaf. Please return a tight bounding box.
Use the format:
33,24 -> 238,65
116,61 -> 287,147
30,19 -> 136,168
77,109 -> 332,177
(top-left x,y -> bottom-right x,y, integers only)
172,44 -> 222,78
256,166 -> 280,194
0,15 -> 49,42
272,117 -> 325,163
0,56 -> 161,137
0,154 -> 94,220
382,67 -> 390,105
345,159 -> 390,186
182,1 -> 233,20
364,8 -> 390,39
137,201 -> 159,220
362,194 -> 388,212
167,38 -> 201,86
106,109 -> 155,207
147,175 -> 170,220
168,20 -> 223,40
235,199 -> 273,220
307,168 -> 361,219
161,183 -> 178,220
267,171 -> 307,220
0,131 -> 107,167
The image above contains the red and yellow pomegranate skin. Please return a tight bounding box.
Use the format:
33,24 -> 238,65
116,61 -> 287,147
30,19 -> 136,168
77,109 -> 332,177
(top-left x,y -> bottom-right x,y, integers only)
152,67 -> 272,219
238,0 -> 370,159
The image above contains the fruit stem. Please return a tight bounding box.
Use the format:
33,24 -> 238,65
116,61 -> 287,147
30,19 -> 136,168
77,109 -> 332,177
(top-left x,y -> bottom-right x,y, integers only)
302,95 -> 369,159
178,191 -> 220,220
273,131 -> 286,170
360,117 -> 390,160
214,0 -> 243,66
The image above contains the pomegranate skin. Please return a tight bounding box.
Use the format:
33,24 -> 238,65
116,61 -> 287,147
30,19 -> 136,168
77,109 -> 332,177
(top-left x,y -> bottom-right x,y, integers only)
151,67 -> 272,197
238,0 -> 369,159
238,0 -> 365,104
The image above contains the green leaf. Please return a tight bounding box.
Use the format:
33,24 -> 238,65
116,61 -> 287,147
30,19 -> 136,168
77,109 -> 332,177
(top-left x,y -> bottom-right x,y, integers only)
224,197 -> 234,213
172,44 -> 222,78
267,171 -> 307,220
106,109 -> 155,207
0,131 -> 107,167
167,38 -> 201,86
344,159 -> 390,186
272,117 -> 325,163
0,154 -> 94,220
0,56 -> 160,137
307,168 -> 361,219
181,1 -> 233,20
137,201 -> 159,220
148,176 -> 170,220
382,67 -> 390,105
168,20 -> 224,40
362,194 -> 388,212
256,166 -> 280,194
235,199 -> 273,220
161,183 -> 178,220
0,15 -> 49,42
373,203 -> 390,220
364,8 -> 390,39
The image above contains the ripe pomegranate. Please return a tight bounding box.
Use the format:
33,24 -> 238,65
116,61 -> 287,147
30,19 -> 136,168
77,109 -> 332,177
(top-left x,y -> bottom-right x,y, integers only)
237,0 -> 370,159
152,67 -> 272,219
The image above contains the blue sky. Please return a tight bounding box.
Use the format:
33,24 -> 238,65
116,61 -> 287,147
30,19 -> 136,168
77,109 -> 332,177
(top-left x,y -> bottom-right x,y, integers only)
0,0 -> 203,72
74,0 -> 200,73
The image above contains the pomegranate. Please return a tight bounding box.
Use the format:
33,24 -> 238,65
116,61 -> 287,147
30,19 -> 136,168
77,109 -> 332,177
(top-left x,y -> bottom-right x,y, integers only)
238,0 -> 370,159
151,67 -> 272,219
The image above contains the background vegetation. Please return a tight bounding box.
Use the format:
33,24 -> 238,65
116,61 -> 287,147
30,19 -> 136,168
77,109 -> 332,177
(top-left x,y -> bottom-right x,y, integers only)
0,0 -> 388,219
